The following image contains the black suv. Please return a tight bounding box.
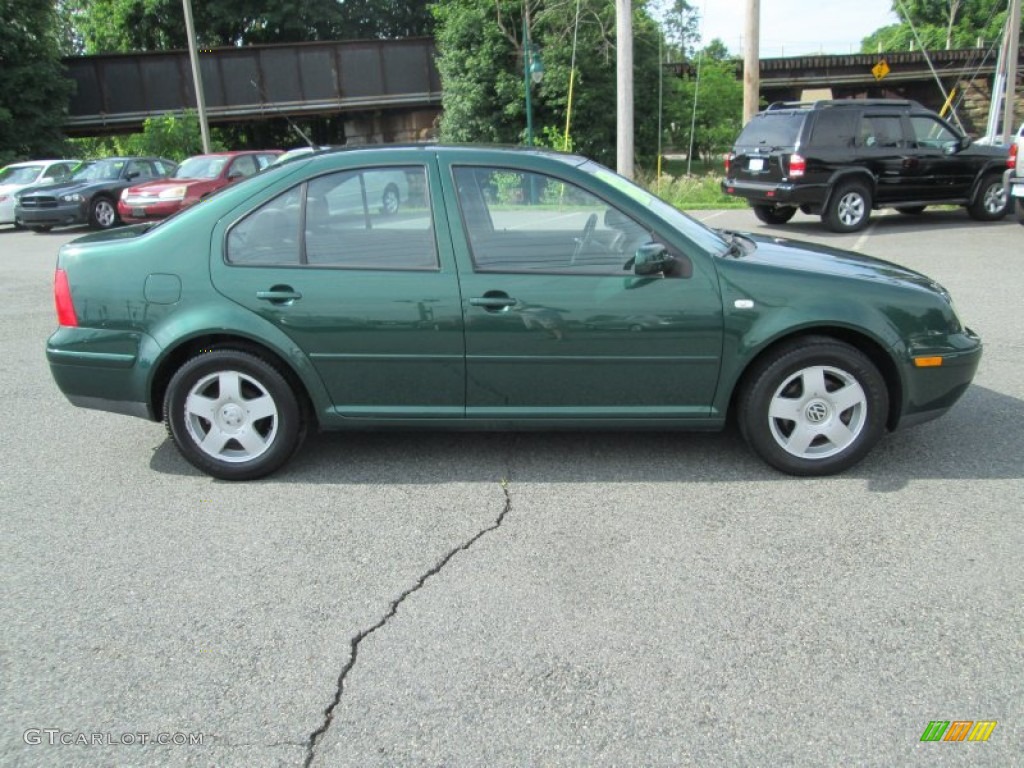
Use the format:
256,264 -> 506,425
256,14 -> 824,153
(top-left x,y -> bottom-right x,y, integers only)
722,99 -> 1010,232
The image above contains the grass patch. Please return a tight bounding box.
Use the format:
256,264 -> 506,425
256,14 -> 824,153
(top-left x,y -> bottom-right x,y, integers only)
639,169 -> 746,210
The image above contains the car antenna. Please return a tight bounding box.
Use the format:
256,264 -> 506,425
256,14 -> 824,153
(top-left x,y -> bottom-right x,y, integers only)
250,79 -> 315,148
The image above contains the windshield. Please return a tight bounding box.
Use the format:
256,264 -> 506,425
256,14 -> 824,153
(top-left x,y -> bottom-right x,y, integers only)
71,160 -> 125,182
582,161 -> 729,255
0,165 -> 43,185
175,156 -> 229,180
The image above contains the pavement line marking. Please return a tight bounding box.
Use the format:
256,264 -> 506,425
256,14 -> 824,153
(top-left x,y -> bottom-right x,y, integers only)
697,211 -> 726,223
852,220 -> 878,251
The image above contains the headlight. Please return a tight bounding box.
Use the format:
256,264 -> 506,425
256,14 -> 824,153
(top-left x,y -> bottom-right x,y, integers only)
158,186 -> 187,200
60,193 -> 83,203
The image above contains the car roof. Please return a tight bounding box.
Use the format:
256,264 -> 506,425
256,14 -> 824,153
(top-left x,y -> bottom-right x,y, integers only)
3,159 -> 80,167
293,143 -> 589,166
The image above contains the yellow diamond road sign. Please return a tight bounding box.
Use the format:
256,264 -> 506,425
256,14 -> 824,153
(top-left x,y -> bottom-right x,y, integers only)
872,59 -> 890,81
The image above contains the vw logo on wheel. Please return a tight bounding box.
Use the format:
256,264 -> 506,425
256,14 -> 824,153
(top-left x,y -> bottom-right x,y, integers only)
805,401 -> 829,423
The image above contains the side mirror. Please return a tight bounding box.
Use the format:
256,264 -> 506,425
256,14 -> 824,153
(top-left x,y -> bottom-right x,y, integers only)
631,243 -> 672,276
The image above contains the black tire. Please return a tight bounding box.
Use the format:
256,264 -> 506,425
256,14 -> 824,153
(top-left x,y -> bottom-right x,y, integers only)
88,197 -> 119,229
823,181 -> 872,233
737,337 -> 888,476
752,204 -> 797,225
164,349 -> 304,480
381,183 -> 400,216
896,205 -> 926,215
967,173 -> 1009,221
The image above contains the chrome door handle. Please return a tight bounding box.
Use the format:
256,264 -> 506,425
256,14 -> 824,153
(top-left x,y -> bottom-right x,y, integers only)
256,288 -> 302,304
470,296 -> 517,310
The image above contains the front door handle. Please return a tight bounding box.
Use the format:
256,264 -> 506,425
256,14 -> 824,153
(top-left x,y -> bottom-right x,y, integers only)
256,286 -> 303,304
470,292 -> 517,311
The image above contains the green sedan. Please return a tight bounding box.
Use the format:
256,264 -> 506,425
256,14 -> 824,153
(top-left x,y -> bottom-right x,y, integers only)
46,146 -> 981,480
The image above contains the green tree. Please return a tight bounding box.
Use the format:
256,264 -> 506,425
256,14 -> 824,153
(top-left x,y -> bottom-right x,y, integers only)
65,0 -> 433,53
666,43 -> 742,164
0,0 -> 74,164
432,0 -> 666,168
861,0 -> 1018,51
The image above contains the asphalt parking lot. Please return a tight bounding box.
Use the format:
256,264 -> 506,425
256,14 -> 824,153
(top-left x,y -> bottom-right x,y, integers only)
1,207 -> 1021,767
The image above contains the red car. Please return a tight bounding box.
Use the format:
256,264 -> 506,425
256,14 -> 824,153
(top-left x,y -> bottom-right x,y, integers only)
118,150 -> 281,223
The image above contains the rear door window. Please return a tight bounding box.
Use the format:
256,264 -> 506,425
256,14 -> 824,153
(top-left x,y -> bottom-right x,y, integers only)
734,113 -> 805,148
809,110 -> 859,148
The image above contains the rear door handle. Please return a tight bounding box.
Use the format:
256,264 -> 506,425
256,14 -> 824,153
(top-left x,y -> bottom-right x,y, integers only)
256,287 -> 303,304
470,296 -> 518,310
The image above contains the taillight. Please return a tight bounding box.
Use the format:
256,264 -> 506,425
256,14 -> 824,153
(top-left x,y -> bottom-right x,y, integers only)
1009,143 -> 1018,169
54,268 -> 78,327
724,153 -> 732,175
788,153 -> 806,178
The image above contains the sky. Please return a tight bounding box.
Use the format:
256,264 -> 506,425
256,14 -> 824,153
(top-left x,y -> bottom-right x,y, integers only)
696,0 -> 901,57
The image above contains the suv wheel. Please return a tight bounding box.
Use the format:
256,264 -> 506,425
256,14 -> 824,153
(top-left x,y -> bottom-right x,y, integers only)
967,173 -> 1009,221
752,204 -> 797,225
824,181 -> 872,233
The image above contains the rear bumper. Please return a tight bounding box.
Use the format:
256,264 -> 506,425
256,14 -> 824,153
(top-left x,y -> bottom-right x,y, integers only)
1004,168 -> 1024,197
117,199 -> 182,223
721,178 -> 826,206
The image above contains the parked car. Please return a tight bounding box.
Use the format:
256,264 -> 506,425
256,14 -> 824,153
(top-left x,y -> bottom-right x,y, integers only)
268,146 -> 407,214
0,159 -> 80,226
1003,121 -> 1024,225
118,150 -> 281,224
47,146 -> 980,480
16,156 -> 177,231
722,99 -> 1010,232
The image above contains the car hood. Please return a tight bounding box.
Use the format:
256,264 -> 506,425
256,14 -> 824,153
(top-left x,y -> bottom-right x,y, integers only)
728,232 -> 943,293
0,181 -> 40,196
126,178 -> 208,195
21,180 -> 115,196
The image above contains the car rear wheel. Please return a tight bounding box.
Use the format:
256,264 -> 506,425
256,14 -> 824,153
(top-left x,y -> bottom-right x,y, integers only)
823,181 -> 872,233
164,349 -> 304,480
752,204 -> 797,225
967,173 -> 1009,220
381,184 -> 400,216
738,337 -> 888,476
89,197 -> 119,229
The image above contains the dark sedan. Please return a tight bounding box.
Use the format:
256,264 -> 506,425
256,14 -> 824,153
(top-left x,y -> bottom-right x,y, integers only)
16,157 -> 177,231
46,146 -> 981,480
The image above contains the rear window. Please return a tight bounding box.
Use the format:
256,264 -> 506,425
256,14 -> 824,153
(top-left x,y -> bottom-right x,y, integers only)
734,113 -> 805,148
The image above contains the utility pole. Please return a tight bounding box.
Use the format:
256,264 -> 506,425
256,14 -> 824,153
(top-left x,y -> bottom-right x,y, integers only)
1001,0 -> 1021,141
183,0 -> 211,153
743,0 -> 760,125
616,0 -> 634,179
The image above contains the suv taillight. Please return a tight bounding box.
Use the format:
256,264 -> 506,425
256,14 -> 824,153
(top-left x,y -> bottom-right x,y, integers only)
788,153 -> 806,178
54,269 -> 78,327
724,153 -> 733,175
1009,143 -> 1018,169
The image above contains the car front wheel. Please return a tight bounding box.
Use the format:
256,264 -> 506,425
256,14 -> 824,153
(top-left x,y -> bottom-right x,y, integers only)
164,349 -> 304,480
738,337 -> 888,476
752,204 -> 797,225
823,181 -> 872,232
968,173 -> 1009,220
89,197 -> 119,229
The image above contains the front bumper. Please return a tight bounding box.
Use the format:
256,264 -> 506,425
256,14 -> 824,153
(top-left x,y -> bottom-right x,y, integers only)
898,329 -> 982,429
118,199 -> 182,224
16,201 -> 88,228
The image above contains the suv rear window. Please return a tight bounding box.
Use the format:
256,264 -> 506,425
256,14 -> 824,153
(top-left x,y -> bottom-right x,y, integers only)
735,113 -> 805,148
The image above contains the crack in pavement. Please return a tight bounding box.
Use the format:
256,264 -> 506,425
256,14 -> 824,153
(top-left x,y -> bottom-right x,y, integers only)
303,477 -> 514,768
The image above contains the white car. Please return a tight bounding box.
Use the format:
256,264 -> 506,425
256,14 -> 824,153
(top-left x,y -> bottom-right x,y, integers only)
1004,122 -> 1024,224
0,159 -> 81,225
